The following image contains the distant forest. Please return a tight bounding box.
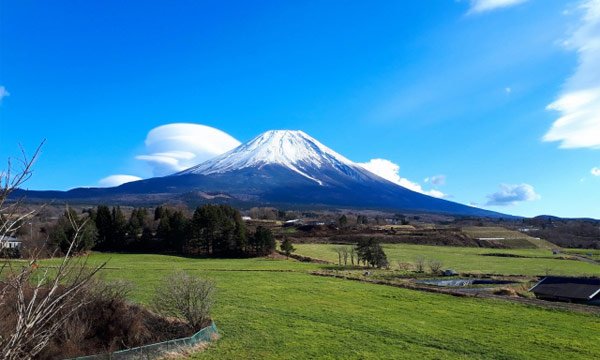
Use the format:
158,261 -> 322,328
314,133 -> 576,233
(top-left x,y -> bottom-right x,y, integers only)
47,204 -> 276,257
524,217 -> 600,249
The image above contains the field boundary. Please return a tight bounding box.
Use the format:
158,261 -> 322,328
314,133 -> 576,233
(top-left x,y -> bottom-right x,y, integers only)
275,250 -> 331,264
69,322 -> 219,360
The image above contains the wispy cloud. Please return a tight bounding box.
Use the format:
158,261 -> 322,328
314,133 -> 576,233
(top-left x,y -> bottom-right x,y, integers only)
98,174 -> 142,187
136,123 -> 241,176
424,175 -> 446,186
0,86 -> 9,102
467,0 -> 529,14
485,183 -> 540,206
358,158 -> 446,198
592,166 -> 600,176
544,0 -> 600,149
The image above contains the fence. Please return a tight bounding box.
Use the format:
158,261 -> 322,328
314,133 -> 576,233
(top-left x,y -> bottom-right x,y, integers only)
69,322 -> 218,360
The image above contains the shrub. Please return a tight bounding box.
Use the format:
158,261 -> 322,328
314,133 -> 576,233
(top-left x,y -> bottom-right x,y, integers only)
152,271 -> 215,330
428,259 -> 443,274
414,256 -> 426,273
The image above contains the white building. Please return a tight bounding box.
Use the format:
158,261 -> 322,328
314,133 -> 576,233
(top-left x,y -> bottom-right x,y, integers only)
0,236 -> 22,249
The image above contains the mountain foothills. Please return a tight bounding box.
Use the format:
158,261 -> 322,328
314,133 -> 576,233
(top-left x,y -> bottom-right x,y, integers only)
18,130 -> 504,217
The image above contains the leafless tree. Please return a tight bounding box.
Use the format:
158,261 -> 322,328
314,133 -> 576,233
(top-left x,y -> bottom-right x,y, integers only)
333,246 -> 344,266
414,255 -> 426,273
396,261 -> 412,271
428,259 -> 443,274
0,143 -> 106,360
349,246 -> 356,266
0,212 -> 107,360
0,142 -> 44,243
152,271 -> 215,330
341,246 -> 350,266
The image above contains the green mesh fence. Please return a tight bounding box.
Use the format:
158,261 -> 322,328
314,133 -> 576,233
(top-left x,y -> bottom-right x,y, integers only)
69,322 -> 218,360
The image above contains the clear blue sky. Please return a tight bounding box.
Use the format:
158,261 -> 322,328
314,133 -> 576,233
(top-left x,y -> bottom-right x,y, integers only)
1,0 -> 599,218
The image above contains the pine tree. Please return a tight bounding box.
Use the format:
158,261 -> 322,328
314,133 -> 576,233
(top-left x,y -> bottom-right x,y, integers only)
280,237 -> 295,258
110,206 -> 127,250
94,205 -> 112,250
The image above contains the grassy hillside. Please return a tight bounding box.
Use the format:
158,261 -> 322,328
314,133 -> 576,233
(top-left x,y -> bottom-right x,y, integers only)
294,243 -> 600,276
461,226 -> 556,249
42,253 -> 600,359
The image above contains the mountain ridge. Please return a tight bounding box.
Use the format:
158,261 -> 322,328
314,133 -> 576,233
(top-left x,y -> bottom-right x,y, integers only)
13,130 -> 509,218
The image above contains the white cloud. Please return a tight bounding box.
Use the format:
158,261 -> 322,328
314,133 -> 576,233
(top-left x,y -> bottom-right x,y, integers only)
592,166 -> 600,176
544,0 -> 600,149
136,123 -> 241,176
358,158 -> 446,198
468,0 -> 528,14
98,174 -> 143,187
505,87 -> 512,94
485,183 -> 540,206
424,175 -> 446,186
0,86 -> 9,102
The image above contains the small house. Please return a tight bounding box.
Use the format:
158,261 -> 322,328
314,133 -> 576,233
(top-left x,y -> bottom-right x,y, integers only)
529,276 -> 600,306
0,236 -> 22,250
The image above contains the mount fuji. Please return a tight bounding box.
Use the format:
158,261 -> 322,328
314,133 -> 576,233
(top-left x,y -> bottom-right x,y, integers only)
17,130 -> 504,217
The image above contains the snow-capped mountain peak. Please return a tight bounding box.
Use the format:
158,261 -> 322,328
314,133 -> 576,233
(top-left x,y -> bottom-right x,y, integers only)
179,130 -> 366,185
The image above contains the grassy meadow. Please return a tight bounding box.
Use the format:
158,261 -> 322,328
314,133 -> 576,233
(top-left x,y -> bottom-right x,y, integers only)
293,243 -> 600,276
40,252 -> 600,359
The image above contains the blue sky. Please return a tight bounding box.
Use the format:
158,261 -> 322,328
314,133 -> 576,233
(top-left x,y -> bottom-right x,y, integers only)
1,0 -> 599,218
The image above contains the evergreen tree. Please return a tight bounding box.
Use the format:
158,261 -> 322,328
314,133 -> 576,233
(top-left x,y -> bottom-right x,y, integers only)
94,205 -> 112,250
355,237 -> 388,268
167,210 -> 189,252
280,237 -> 295,258
250,226 -> 275,256
188,204 -> 246,256
110,206 -> 127,250
154,206 -> 165,221
48,209 -> 97,254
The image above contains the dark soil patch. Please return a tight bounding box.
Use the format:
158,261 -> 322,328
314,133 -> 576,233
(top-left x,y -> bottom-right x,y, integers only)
481,253 -> 529,258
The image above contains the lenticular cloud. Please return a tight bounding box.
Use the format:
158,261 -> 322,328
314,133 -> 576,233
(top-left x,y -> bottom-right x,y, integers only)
544,0 -> 600,149
136,123 -> 241,176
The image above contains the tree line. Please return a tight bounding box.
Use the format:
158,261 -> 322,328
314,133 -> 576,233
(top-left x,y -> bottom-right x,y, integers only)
48,204 -> 275,258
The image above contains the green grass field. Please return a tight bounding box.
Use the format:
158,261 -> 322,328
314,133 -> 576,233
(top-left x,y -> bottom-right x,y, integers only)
293,243 -> 600,276
563,248 -> 600,261
461,226 -> 556,249
44,253 -> 600,359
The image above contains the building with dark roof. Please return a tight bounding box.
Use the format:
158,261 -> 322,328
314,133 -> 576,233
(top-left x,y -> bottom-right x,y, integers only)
529,276 -> 600,306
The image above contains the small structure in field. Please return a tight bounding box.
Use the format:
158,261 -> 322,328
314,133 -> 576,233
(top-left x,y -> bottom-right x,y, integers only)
241,216 -> 252,221
529,276 -> 600,306
442,269 -> 458,277
0,236 -> 22,249
283,219 -> 303,227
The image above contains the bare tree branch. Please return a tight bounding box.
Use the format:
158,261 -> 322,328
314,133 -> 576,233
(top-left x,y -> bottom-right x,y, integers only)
0,141 -> 106,360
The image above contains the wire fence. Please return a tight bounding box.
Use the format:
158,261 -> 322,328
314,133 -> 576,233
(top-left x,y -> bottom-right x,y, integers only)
69,322 -> 218,360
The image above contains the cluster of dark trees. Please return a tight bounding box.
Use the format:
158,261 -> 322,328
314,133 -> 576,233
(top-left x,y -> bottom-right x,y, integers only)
356,238 -> 388,268
48,204 -> 275,257
332,238 -> 389,268
525,217 -> 600,249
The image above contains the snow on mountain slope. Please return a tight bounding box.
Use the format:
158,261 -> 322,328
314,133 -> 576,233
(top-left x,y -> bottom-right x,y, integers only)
180,130 -> 378,186
14,129 -> 507,217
